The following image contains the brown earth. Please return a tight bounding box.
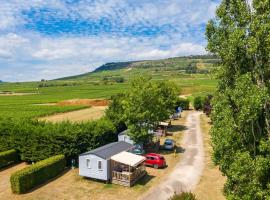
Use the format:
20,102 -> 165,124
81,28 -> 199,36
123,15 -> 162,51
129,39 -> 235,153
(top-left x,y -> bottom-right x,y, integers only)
39,106 -> 107,123
57,99 -> 110,107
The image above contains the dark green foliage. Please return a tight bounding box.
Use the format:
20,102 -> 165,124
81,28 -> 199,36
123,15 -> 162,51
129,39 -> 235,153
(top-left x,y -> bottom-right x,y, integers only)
193,96 -> 203,110
0,149 -> 19,168
168,192 -> 197,200
175,98 -> 190,110
0,118 -> 116,163
105,93 -> 127,132
10,155 -> 66,194
124,77 -> 179,143
206,0 -> 270,199
202,95 -> 213,116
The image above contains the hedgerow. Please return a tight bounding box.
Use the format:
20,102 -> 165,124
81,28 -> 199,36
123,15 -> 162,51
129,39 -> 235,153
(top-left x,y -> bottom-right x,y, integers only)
0,149 -> 19,168
0,117 -> 117,163
10,155 -> 66,194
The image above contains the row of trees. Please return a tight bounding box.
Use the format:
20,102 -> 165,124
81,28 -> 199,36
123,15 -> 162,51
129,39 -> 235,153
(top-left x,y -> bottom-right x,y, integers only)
206,0 -> 270,199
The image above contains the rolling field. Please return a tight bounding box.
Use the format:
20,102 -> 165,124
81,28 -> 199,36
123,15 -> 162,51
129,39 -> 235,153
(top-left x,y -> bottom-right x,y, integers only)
0,56 -> 218,120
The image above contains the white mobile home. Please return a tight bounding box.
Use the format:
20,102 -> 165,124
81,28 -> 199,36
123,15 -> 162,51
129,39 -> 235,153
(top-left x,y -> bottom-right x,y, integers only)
79,141 -> 133,181
118,130 -> 135,145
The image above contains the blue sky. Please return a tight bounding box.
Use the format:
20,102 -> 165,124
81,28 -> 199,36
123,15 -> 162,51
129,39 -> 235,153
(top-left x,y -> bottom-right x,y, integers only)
0,0 -> 220,82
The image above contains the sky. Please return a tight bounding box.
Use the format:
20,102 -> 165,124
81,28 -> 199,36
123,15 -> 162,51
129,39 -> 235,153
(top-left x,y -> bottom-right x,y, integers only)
0,0 -> 220,82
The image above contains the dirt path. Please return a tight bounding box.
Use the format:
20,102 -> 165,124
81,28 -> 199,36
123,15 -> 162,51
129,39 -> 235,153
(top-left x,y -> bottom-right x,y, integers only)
140,111 -> 204,200
0,163 -> 27,197
39,106 -> 107,123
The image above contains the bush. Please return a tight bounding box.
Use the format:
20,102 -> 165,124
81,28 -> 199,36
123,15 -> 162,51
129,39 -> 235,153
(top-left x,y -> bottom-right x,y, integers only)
176,98 -> 190,110
0,118 -> 117,163
0,149 -> 19,168
193,96 -> 203,110
10,155 -> 66,194
168,192 -> 197,200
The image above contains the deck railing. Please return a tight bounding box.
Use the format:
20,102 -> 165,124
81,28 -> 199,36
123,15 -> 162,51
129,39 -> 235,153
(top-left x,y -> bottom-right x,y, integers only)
112,165 -> 146,183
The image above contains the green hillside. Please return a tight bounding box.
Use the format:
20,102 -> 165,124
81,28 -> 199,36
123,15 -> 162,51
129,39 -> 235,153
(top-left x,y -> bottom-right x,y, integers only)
0,55 -> 218,119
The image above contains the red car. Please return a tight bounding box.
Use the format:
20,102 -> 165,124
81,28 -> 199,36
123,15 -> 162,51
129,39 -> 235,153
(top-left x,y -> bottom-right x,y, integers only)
144,153 -> 166,169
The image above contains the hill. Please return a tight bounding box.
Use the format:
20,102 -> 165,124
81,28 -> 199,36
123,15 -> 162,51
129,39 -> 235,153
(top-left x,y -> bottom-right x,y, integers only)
59,55 -> 218,81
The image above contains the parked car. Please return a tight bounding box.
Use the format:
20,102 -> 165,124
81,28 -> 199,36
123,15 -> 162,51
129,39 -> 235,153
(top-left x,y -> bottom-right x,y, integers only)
132,148 -> 145,155
163,139 -> 175,151
144,153 -> 166,169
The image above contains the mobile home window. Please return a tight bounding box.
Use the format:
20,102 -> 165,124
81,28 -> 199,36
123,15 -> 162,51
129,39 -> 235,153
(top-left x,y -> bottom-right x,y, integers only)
86,159 -> 91,169
98,161 -> 102,170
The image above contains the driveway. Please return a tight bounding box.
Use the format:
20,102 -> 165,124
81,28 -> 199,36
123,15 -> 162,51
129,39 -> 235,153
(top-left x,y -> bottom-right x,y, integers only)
140,111 -> 204,200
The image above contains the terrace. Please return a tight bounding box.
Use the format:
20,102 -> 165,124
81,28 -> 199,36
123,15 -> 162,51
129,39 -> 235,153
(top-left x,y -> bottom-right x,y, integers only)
111,151 -> 146,187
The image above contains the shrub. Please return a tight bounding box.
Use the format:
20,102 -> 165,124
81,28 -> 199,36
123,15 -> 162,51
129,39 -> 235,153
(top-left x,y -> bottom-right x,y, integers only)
193,96 -> 203,110
168,192 -> 197,200
0,149 -> 19,168
176,98 -> 190,110
0,118 -> 117,163
10,155 -> 66,194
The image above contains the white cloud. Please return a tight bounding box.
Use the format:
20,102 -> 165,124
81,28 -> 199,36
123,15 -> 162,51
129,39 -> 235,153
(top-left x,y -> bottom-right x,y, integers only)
0,0 -> 219,82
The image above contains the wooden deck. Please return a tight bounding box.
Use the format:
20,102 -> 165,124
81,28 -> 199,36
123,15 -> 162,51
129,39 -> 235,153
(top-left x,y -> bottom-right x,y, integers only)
112,166 -> 146,187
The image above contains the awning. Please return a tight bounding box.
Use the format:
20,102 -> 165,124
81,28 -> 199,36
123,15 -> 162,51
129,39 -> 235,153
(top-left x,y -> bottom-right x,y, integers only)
111,151 -> 146,167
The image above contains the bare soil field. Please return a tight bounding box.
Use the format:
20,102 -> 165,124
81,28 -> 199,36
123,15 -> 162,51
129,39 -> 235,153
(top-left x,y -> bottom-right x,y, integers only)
40,106 -> 107,123
58,99 -> 110,107
194,114 -> 226,200
0,113 -> 188,200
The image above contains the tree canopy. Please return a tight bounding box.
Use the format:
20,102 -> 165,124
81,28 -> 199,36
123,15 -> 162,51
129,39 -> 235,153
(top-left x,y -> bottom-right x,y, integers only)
206,0 -> 270,199
106,77 -> 179,143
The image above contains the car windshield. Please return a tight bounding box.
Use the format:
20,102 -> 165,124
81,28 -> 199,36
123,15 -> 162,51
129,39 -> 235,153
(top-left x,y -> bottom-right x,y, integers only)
165,141 -> 172,145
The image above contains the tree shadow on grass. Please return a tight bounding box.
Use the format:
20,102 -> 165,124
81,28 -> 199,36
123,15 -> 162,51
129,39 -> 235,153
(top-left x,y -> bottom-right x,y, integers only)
0,162 -> 22,173
23,168 -> 71,194
135,174 -> 155,186
159,146 -> 185,155
168,125 -> 188,133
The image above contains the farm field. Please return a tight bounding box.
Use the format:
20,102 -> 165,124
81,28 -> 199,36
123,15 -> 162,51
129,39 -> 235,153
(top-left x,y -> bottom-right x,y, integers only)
40,106 -> 107,123
0,56 -> 218,120
0,111 -> 188,200
0,74 -> 216,120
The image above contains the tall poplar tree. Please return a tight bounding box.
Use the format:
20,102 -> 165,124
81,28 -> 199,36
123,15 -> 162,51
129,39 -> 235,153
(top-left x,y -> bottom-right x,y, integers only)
206,0 -> 270,199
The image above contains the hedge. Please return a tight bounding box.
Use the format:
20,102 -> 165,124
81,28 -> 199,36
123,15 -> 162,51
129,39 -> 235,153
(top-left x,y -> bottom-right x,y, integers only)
0,149 -> 19,168
0,118 -> 117,163
10,155 -> 66,194
176,98 -> 190,110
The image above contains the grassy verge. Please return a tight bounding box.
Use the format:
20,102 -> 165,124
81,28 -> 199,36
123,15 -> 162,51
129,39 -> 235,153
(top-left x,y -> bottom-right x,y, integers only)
193,114 -> 226,200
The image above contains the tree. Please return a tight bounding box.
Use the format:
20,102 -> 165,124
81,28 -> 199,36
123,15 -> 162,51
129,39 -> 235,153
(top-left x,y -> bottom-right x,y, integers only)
206,0 -> 270,199
123,77 -> 178,143
105,93 -> 127,132
193,96 -> 203,110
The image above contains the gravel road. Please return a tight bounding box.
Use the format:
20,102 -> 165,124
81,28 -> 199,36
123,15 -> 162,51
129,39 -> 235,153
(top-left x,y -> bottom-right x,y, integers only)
140,111 -> 205,200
